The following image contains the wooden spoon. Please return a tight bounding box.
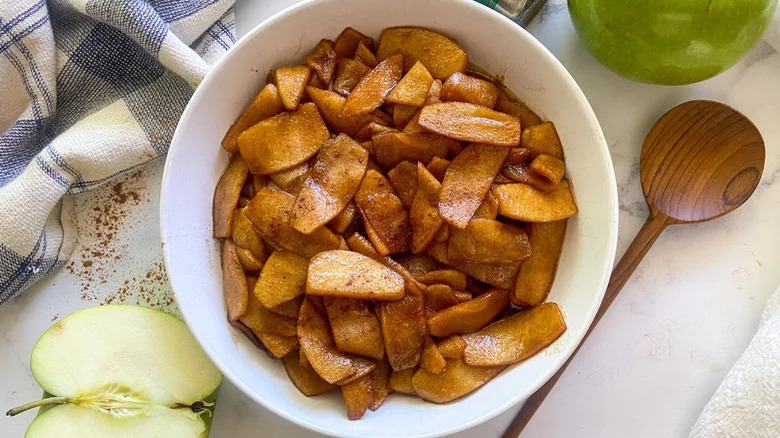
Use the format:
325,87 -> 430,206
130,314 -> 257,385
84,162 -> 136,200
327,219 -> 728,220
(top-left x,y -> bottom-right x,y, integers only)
502,100 -> 765,437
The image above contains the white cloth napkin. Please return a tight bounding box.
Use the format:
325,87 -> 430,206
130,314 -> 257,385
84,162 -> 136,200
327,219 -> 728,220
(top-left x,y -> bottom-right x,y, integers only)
688,288 -> 780,437
0,0 -> 235,304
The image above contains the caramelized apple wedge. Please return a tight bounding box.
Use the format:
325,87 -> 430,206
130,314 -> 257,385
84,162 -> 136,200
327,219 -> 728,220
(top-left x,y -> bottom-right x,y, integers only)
420,337 -> 446,374
426,241 -> 520,289
522,121 -> 564,159
239,292 -> 298,337
213,155 -> 249,238
441,72 -> 498,108
275,65 -> 311,111
253,251 -> 308,309
372,132 -> 456,169
222,239 -> 248,321
376,27 -> 467,80
291,134 -> 369,234
409,163 -> 443,253
354,169 -> 410,255
306,86 -> 391,136
334,27 -> 372,59
495,95 -> 541,128
221,83 -> 284,152
388,368 -> 416,394
306,250 -> 405,300
447,218 -> 531,264
297,298 -> 375,384
324,296 -> 385,360
378,287 -> 426,371
341,374 -> 373,420
387,161 -> 418,208
303,39 -> 338,85
369,361 -> 392,411
244,187 -> 341,258
341,52 -> 403,117
493,180 -> 577,222
386,61 -> 434,106
332,58 -> 372,96
436,335 -> 466,359
439,143 -> 509,229
282,352 -> 336,396
513,220 -> 567,306
237,102 -> 329,174
427,288 -> 510,337
462,302 -> 566,366
412,359 -> 504,403
414,268 -> 467,290
418,102 -> 520,146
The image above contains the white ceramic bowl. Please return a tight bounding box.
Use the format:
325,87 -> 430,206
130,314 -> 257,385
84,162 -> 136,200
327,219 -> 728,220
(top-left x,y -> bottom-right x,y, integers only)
161,0 -> 618,436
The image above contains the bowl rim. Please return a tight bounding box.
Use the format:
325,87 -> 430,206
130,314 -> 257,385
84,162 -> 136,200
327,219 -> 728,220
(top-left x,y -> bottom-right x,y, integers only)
161,0 -> 619,436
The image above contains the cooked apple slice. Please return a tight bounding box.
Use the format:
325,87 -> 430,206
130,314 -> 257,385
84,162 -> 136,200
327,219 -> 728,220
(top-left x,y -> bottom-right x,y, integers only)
414,268 -> 467,290
303,40 -> 337,84
377,287 -> 427,371
240,292 -> 298,337
522,121 -> 564,159
387,368 -> 416,394
332,58 -> 372,95
409,163 -> 443,253
244,187 -> 340,258
436,335 -> 466,359
269,296 -> 305,320
462,302 -> 567,366
12,306 -> 221,438
411,359 -> 504,403
387,161 -> 418,208
297,298 -> 375,384
253,251 -> 308,309
270,160 -> 310,190
341,374 -> 373,420
392,104 -> 418,127
472,191 -> 499,219
531,153 -> 566,185
425,156 -> 450,182
500,163 -> 557,192
372,132 -> 456,169
418,102 -> 521,146
307,250 -> 405,300
354,121 -> 397,142
281,352 -> 335,396
447,218 -> 531,264
420,337 -> 446,374
222,239 -> 249,321
275,65 -> 311,111
439,143 -> 509,229
376,27 -> 467,80
422,283 -> 459,312
236,247 -> 264,271
496,96 -> 541,128
213,154 -> 249,238
427,288 -> 510,337
255,331 -> 299,358
345,232 -> 427,295
324,296 -> 385,360
334,27 -> 372,59
327,201 -> 358,234
369,361 -> 392,411
341,52 -> 403,117
306,86 -> 391,136
513,220 -> 567,306
386,61 -> 434,106
403,79 -> 443,133
230,208 -> 266,261
441,72 -> 498,108
426,241 -> 520,289
354,169 -> 410,255
221,83 -> 284,152
237,102 -> 329,174
493,180 -> 577,221
290,135 -> 368,234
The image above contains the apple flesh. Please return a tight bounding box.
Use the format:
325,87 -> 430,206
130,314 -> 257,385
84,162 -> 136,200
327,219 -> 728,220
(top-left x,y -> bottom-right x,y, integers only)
569,0 -> 778,84
8,305 -> 222,438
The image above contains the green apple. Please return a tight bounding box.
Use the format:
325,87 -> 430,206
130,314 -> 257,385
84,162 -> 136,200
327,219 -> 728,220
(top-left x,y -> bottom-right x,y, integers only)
7,305 -> 222,438
569,0 -> 778,84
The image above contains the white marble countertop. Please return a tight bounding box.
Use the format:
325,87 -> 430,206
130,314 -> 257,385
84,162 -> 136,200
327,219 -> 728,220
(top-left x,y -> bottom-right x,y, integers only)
2,1 -> 779,437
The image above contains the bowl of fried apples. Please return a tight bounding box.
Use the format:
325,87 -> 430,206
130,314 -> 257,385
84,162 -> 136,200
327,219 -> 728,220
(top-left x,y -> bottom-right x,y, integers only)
161,0 -> 618,436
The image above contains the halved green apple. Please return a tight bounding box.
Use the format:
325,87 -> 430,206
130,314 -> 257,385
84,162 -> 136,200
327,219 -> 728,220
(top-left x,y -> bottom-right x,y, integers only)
7,305 -> 222,438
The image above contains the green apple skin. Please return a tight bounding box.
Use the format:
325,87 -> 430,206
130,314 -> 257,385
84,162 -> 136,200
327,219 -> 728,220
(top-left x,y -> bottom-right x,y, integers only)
569,0 -> 778,84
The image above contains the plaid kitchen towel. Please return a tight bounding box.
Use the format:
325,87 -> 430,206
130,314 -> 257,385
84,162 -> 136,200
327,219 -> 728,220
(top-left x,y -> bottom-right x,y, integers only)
0,0 -> 236,304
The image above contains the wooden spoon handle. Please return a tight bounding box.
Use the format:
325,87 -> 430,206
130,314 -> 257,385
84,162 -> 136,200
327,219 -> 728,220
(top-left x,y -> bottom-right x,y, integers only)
501,212 -> 671,438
